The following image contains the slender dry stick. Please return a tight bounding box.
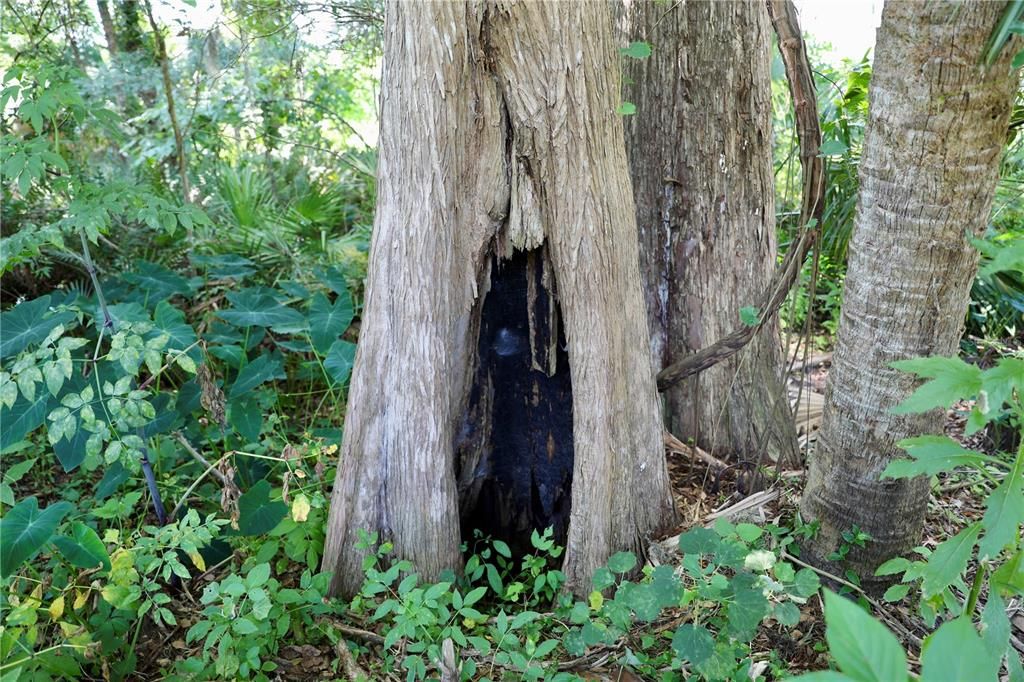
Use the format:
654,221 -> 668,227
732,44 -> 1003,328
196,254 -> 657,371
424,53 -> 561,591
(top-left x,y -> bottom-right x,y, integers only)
173,432 -> 234,489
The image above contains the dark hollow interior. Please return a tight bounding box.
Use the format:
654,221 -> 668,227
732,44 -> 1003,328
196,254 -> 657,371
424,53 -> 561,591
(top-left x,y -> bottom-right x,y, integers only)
457,249 -> 574,556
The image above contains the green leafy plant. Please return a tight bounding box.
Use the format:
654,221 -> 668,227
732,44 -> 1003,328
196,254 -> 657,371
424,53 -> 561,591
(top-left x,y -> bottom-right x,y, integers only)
344,519 -> 822,681
870,353 -> 1023,628
802,312 -> 1022,679
792,589 -> 1021,682
180,562 -> 336,680
824,525 -> 872,587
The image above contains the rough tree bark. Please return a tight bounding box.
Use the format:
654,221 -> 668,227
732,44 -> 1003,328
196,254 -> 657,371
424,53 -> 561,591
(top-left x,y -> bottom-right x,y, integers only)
800,0 -> 1019,583
323,0 -> 677,598
96,0 -> 119,57
143,0 -> 190,202
622,0 -> 798,464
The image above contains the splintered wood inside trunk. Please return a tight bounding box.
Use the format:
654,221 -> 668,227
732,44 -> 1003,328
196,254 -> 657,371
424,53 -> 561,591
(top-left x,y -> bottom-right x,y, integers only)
455,247 -> 574,555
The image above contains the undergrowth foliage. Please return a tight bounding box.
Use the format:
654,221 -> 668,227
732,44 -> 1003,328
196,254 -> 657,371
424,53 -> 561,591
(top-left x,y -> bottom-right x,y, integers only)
2,3 -> 1022,681
0,247 -> 357,677
345,522 -> 821,681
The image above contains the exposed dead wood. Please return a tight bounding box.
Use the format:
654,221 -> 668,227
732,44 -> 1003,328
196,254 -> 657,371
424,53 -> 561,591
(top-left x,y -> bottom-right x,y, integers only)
706,488 -> 781,522
793,391 -> 826,435
656,488 -> 782,555
335,638 -> 371,681
789,352 -> 833,374
663,431 -> 727,471
438,639 -> 459,682
656,0 -> 822,393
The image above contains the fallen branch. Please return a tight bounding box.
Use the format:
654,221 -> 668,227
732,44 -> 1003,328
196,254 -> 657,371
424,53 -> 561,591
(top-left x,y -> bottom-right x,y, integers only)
663,431 -> 727,471
657,488 -> 782,554
656,0 -> 823,393
336,638 -> 371,681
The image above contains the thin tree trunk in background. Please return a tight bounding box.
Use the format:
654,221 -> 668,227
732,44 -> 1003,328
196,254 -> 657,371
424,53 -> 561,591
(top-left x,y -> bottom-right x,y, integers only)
323,1 -> 677,598
623,0 -> 798,464
143,0 -> 190,203
800,0 -> 1018,584
97,0 -> 119,57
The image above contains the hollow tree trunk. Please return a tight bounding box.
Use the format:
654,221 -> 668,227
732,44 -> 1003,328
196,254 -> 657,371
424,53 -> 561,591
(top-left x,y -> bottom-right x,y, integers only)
800,0 -> 1018,583
323,0 -> 677,599
622,0 -> 798,464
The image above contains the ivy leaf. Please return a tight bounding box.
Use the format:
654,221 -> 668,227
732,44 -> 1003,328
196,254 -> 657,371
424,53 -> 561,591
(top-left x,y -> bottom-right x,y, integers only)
671,624 -> 714,665
649,564 -> 682,607
308,292 -> 354,354
726,572 -> 770,641
739,306 -> 760,327
620,41 -> 652,59
883,435 -> 993,479
323,340 -> 357,385
0,295 -> 75,359
978,454 -> 1023,559
123,260 -> 193,305
606,551 -> 637,574
219,288 -> 305,331
618,582 -> 660,622
820,589 -> 907,682
890,357 -> 982,414
0,497 -> 74,578
616,102 -> 637,116
229,353 -> 285,398
678,527 -> 721,555
53,521 -> 111,571
235,480 -> 286,535
1,390 -> 50,452
921,617 -> 998,682
921,522 -> 982,598
773,601 -> 801,627
229,395 -> 262,442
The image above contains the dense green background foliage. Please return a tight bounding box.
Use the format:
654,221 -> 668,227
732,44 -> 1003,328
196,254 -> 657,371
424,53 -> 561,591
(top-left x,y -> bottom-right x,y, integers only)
1,1 -> 1022,680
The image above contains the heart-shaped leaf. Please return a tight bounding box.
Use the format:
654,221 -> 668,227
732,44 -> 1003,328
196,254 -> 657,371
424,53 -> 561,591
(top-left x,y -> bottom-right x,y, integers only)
0,497 -> 74,577
53,521 -> 110,570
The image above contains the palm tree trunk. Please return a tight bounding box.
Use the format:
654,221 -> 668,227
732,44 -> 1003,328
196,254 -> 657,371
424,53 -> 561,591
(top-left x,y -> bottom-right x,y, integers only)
800,0 -> 1019,584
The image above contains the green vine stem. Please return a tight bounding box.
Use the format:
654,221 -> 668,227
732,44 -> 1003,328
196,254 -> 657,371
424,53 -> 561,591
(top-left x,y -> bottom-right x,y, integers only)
79,231 -> 167,526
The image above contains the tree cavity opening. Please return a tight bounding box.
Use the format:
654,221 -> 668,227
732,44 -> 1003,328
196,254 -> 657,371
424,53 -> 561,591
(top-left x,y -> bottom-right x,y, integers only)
455,248 -> 574,558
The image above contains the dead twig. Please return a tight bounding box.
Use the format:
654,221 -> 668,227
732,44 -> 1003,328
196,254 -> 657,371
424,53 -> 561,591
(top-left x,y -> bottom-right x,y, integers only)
663,431 -> 728,471
335,638 -> 371,681
173,432 -> 234,489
